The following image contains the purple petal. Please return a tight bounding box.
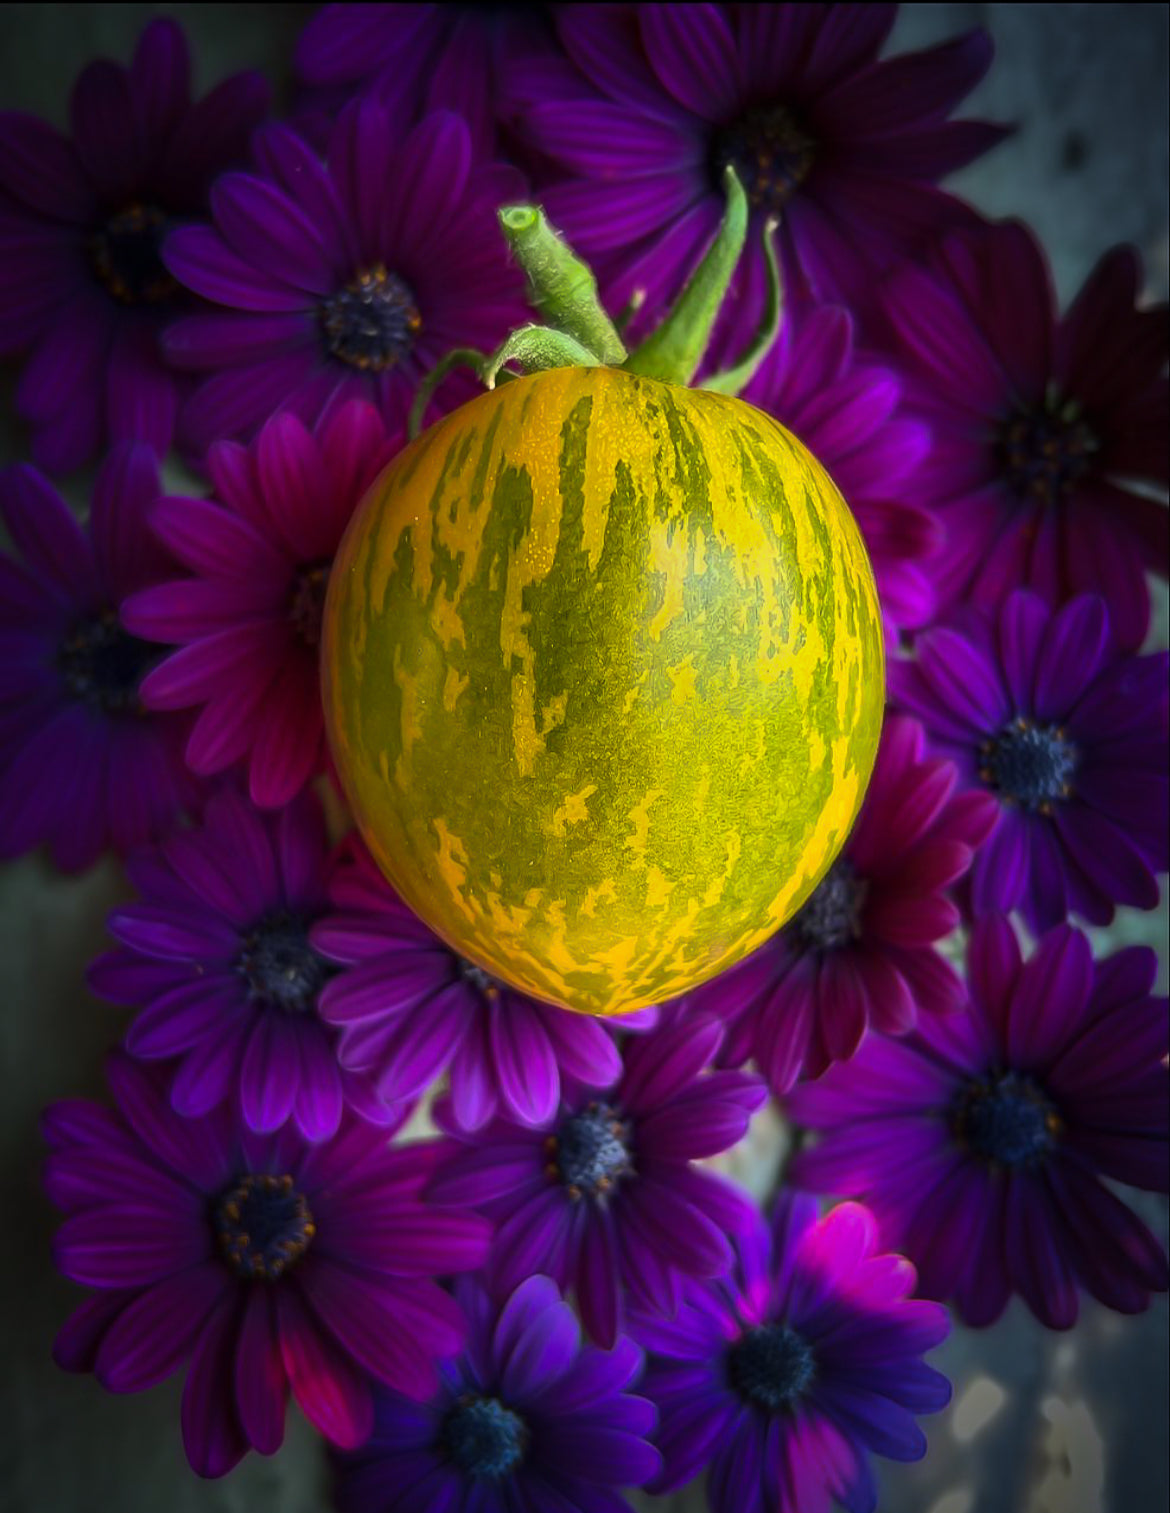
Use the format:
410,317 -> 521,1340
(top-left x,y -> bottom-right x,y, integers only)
234,1286 -> 286,1455
240,1012 -> 300,1133
95,1261 -> 224,1392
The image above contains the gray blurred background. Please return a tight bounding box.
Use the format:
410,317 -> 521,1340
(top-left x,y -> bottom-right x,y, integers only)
0,6 -> 1166,1512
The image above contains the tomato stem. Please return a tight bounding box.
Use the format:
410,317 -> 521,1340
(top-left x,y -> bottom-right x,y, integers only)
498,205 -> 627,366
701,216 -> 783,397
482,325 -> 603,389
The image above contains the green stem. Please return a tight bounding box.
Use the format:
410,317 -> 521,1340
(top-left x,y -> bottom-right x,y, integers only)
498,206 -> 626,366
482,325 -> 603,390
408,347 -> 486,440
623,166 -> 748,386
701,216 -> 783,398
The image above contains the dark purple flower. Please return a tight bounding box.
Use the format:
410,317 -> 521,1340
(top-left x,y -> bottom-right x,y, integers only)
161,101 -> 528,455
789,917 -> 1169,1330
0,447 -> 200,870
510,4 -> 1009,341
293,3 -> 557,156
428,1015 -> 766,1347
0,19 -> 268,472
312,837 -> 626,1130
44,1051 -> 492,1477
332,1274 -> 661,1512
120,401 -> 398,809
880,221 -> 1168,650
632,1192 -> 951,1513
744,304 -> 939,634
890,589 -> 1168,932
88,787 -> 396,1142
682,715 -> 997,1094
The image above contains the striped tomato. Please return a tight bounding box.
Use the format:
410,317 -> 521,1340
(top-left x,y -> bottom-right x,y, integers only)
322,364 -> 884,1015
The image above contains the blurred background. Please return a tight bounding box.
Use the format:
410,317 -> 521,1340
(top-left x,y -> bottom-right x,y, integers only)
0,6 -> 1166,1512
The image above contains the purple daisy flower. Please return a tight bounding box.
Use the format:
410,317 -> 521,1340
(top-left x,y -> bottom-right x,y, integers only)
0,447 -> 200,870
682,715 -> 998,1094
45,1051 -> 492,1477
0,19 -> 268,472
311,837 -> 626,1130
788,916 -> 1169,1330
510,4 -> 1009,340
427,1015 -> 767,1347
88,786 -> 396,1142
332,1274 -> 661,1512
743,304 -> 939,634
890,589 -> 1169,932
881,220 -> 1168,650
632,1192 -> 951,1513
161,100 -> 528,455
120,401 -> 398,809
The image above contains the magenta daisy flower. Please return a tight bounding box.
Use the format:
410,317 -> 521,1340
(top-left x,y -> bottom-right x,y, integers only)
160,100 -> 528,454
890,590 -> 1168,932
311,837 -> 625,1130
119,400 -> 397,809
512,4 -> 1009,338
881,220 -> 1168,649
45,1051 -> 492,1477
333,1274 -> 661,1512
632,1193 -> 951,1513
0,19 -> 267,472
788,917 -> 1169,1330
427,1015 -> 766,1347
0,447 -> 200,871
87,787 -> 396,1142
743,304 -> 939,634
682,715 -> 998,1094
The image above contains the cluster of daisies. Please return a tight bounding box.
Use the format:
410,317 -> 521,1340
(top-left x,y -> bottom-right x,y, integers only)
2,6 -> 1167,1512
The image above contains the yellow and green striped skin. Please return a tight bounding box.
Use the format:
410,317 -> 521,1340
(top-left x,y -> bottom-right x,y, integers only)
322,366 -> 884,1016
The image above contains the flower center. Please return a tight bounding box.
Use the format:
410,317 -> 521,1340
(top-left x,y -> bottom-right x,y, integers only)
289,561 -> 331,647
90,203 -> 177,305
711,105 -> 815,211
981,718 -> 1077,812
236,910 -> 333,1014
547,1101 -> 632,1202
320,264 -> 421,371
57,609 -> 159,714
442,1395 -> 528,1480
215,1173 -> 315,1280
458,956 -> 501,1000
952,1071 -> 1060,1167
729,1324 -> 815,1412
999,401 -> 1098,509
796,859 -> 867,951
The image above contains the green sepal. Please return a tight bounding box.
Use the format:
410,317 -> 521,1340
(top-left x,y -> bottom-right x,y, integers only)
701,217 -> 783,398
482,325 -> 603,390
498,206 -> 626,366
623,167 -> 748,387
408,347 -> 486,441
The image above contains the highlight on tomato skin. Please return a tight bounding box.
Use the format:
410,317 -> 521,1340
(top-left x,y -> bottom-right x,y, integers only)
322,362 -> 885,1016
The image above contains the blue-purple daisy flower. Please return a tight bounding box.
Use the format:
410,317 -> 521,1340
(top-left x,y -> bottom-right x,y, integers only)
0,446 -> 200,870
789,916 -> 1169,1329
427,1015 -> 766,1347
0,19 -> 268,472
332,1274 -> 661,1512
161,100 -> 528,455
88,787 -> 395,1142
632,1192 -> 952,1513
45,1052 -> 491,1477
890,589 -> 1168,932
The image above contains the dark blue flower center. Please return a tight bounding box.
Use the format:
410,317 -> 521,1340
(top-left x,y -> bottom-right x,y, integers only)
458,956 -> 501,999
548,1101 -> 632,1201
320,264 -> 421,371
289,561 -> 331,647
236,910 -> 333,1013
952,1071 -> 1060,1167
90,203 -> 177,305
729,1324 -> 815,1412
981,718 -> 1077,811
57,609 -> 159,714
1000,401 -> 1098,509
796,859 -> 866,951
712,105 -> 815,211
215,1173 -> 315,1280
442,1396 -> 528,1479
